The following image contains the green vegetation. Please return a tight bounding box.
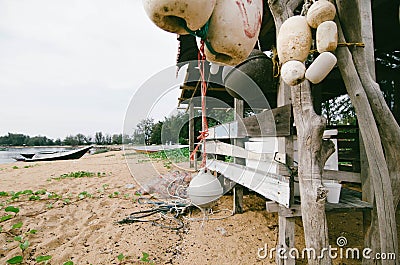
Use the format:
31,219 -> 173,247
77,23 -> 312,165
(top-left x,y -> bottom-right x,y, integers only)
0,132 -> 124,147
52,171 -> 107,180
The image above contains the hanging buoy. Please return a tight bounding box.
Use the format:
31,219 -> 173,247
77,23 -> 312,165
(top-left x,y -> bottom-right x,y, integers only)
305,52 -> 337,84
306,0 -> 336,29
205,0 -> 263,66
187,169 -> 223,208
222,49 -> 274,102
281,60 -> 306,86
142,0 -> 216,34
277,16 -> 312,64
316,21 -> 338,53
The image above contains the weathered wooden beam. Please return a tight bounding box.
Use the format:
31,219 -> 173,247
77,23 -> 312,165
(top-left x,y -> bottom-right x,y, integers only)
266,189 -> 372,217
206,140 -> 286,164
207,104 -> 292,139
238,104 -> 292,137
322,170 -> 361,183
207,159 -> 290,207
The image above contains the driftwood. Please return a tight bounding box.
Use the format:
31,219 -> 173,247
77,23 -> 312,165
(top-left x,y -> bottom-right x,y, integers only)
335,1 -> 399,263
268,1 -> 334,264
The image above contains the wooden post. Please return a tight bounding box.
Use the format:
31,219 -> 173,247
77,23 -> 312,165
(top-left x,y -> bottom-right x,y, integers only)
189,102 -> 195,168
233,98 -> 245,214
276,82 -> 296,265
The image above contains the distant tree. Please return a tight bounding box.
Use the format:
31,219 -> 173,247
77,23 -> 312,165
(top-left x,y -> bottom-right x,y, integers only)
85,135 -> 93,145
112,134 -> 122,144
0,133 -> 29,146
95,132 -> 105,145
75,134 -> 87,145
25,135 -> 54,146
54,138 -> 62,146
150,122 -> 163,145
322,95 -> 356,126
63,135 -> 79,146
133,118 -> 154,145
105,134 -> 112,145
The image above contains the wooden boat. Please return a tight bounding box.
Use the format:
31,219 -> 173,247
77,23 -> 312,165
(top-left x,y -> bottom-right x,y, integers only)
20,153 -> 35,159
20,146 -> 92,162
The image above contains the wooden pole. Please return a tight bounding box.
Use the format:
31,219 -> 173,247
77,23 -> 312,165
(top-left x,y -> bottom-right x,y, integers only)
269,2 -> 335,264
233,98 -> 245,214
189,102 -> 195,168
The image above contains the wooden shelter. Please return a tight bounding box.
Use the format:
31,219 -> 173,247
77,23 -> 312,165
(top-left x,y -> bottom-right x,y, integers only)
176,1 -> 399,264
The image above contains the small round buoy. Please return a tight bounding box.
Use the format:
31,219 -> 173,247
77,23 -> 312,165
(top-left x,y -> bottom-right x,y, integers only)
277,16 -> 312,64
209,63 -> 220,75
142,0 -> 216,34
306,0 -> 336,29
187,170 -> 223,208
281,60 -> 306,86
316,21 -> 338,53
305,52 -> 337,84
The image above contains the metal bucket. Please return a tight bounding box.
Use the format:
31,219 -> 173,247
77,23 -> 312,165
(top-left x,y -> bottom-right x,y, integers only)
222,49 -> 274,104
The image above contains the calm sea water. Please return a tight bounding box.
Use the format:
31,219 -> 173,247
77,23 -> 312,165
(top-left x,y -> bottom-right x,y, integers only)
0,147 -> 69,164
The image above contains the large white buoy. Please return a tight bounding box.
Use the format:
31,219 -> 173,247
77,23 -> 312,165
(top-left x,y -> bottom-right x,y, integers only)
281,60 -> 306,86
277,16 -> 312,64
205,0 -> 263,66
142,0 -> 216,34
306,0 -> 336,29
187,169 -> 223,208
305,52 -> 337,84
316,21 -> 338,53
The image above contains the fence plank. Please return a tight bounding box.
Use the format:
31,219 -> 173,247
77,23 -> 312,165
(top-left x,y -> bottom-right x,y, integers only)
207,159 -> 290,207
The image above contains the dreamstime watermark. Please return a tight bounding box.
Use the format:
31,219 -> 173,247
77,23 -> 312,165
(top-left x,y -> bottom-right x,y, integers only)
257,236 -> 397,261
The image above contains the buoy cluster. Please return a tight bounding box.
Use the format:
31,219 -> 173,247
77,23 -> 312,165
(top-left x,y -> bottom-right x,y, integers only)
142,0 -> 263,66
278,0 -> 338,86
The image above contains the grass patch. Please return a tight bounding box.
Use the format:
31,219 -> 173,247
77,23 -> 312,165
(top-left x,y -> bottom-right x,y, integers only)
52,171 -> 107,180
147,147 -> 189,163
93,148 -> 108,155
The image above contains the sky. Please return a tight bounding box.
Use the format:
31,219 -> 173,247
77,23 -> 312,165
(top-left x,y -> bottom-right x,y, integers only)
0,0 -> 180,140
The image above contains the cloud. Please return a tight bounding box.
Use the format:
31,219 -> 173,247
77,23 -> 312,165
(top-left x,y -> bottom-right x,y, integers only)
0,0 -> 179,139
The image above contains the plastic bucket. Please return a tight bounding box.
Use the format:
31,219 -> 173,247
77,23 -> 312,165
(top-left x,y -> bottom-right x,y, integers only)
323,181 -> 342,203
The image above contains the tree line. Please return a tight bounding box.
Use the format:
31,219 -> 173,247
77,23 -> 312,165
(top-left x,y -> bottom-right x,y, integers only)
130,110 -> 234,146
0,132 -> 123,146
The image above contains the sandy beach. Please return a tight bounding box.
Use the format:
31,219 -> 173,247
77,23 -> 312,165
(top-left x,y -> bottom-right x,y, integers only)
0,150 -> 397,264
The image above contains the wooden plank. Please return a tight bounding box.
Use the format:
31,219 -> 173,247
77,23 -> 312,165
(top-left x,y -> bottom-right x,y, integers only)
206,105 -> 292,139
207,159 -> 290,207
323,170 -> 361,183
238,104 -> 292,137
266,189 -> 372,217
206,140 -> 286,164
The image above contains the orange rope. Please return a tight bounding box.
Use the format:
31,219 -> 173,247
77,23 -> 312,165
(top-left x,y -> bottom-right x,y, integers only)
190,40 -> 209,168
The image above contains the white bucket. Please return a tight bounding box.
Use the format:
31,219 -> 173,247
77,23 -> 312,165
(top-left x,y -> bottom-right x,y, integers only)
323,181 -> 342,203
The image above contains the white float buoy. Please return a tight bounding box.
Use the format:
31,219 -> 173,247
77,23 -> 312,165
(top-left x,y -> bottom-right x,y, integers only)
277,16 -> 312,64
205,0 -> 263,66
305,52 -> 337,84
281,60 -> 306,86
209,62 -> 220,75
187,169 -> 223,208
306,0 -> 336,29
142,0 -> 216,34
316,21 -> 338,53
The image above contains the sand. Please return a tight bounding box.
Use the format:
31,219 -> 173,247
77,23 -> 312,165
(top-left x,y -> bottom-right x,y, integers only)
0,150 -> 394,264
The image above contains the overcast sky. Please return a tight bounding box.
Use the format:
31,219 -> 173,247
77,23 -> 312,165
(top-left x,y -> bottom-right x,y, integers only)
0,0 -> 180,139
